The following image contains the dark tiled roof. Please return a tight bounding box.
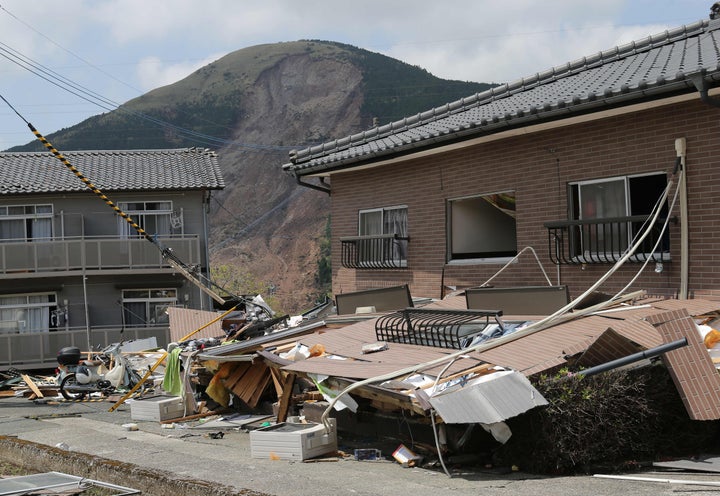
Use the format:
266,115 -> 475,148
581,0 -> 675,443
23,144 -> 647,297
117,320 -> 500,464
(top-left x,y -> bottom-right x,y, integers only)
284,17 -> 720,175
0,148 -> 224,195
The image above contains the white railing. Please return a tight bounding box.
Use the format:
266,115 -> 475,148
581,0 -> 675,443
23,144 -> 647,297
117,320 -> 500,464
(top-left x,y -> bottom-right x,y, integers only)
0,326 -> 170,371
0,236 -> 201,274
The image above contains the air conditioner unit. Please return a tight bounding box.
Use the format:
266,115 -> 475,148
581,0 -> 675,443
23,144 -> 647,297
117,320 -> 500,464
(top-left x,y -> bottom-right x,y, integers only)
250,419 -> 337,460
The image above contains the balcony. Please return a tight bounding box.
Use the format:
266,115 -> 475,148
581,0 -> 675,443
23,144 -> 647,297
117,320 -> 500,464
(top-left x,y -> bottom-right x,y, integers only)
0,235 -> 202,276
544,215 -> 672,265
340,234 -> 409,269
0,325 -> 170,371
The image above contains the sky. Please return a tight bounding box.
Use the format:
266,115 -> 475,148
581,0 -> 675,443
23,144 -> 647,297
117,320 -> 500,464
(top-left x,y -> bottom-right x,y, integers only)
0,0 -> 712,151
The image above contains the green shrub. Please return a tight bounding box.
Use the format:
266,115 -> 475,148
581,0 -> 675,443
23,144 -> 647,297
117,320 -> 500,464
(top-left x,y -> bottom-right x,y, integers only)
494,364 -> 720,474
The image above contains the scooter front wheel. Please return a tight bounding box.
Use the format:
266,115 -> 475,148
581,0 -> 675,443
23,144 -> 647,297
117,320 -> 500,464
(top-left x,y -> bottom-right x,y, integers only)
60,373 -> 87,401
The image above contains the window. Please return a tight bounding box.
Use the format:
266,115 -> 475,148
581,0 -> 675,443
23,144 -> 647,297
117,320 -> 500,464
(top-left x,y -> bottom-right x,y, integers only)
569,173 -> 668,259
118,201 -> 173,238
0,204 -> 53,242
357,206 -> 408,265
121,288 -> 177,327
448,192 -> 517,261
0,293 -> 57,333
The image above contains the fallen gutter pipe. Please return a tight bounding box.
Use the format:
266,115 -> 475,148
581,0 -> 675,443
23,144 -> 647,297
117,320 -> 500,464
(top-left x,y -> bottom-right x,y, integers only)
574,338 -> 688,378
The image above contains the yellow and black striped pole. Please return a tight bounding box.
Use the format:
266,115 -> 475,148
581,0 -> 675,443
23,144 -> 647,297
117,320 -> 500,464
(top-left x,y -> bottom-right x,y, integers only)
26,121 -> 226,304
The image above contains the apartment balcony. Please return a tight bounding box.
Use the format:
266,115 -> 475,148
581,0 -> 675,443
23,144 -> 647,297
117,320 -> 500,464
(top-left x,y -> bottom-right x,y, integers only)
544,215 -> 673,265
0,325 -> 170,371
0,235 -> 202,277
340,234 -> 409,269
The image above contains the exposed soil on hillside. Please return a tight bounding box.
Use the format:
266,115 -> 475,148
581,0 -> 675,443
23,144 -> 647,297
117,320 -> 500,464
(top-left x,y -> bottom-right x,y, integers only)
209,53 -> 364,314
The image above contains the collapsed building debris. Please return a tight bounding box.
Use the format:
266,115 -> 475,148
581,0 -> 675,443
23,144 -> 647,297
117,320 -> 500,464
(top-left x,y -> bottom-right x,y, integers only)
5,288 -> 720,472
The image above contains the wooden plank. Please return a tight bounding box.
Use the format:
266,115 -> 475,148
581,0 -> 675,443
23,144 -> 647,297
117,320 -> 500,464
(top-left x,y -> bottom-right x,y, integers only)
232,362 -> 269,403
21,374 -> 43,399
269,367 -> 284,397
222,362 -> 252,390
243,365 -> 270,404
276,373 -> 296,423
247,374 -> 272,409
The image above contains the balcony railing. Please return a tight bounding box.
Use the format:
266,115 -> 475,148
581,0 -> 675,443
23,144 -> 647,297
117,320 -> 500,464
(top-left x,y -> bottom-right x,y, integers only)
0,235 -> 201,275
340,234 -> 409,269
544,215 -> 672,265
0,325 -> 170,371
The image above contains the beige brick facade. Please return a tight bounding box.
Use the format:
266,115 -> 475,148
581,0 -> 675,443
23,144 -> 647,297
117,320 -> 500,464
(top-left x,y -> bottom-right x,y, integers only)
330,98 -> 719,301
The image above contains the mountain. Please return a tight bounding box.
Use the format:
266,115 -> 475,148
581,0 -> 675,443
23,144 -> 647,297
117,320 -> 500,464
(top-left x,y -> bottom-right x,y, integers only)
9,40 -> 493,314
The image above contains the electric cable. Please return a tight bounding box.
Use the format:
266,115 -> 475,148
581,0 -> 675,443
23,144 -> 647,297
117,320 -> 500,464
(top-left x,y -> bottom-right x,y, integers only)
0,91 -> 272,316
0,39 -> 299,151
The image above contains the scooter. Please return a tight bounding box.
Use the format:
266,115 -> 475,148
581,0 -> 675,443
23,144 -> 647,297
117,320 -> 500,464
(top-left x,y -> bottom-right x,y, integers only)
56,342 -> 145,400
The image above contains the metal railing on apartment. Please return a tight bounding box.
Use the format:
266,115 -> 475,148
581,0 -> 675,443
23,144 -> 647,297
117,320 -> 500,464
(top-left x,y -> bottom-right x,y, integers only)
0,235 -> 200,275
0,325 -> 170,372
544,215 -> 673,265
340,234 -> 409,269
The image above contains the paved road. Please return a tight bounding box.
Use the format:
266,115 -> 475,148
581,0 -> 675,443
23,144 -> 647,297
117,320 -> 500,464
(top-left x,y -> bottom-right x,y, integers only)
1,395 -> 720,496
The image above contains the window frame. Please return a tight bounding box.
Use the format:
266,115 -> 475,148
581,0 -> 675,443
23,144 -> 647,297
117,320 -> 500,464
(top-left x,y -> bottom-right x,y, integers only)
0,204 -> 54,242
356,205 -> 409,267
568,171 -> 670,261
121,288 -> 177,327
446,191 -> 518,264
117,201 -> 174,238
0,292 -> 58,333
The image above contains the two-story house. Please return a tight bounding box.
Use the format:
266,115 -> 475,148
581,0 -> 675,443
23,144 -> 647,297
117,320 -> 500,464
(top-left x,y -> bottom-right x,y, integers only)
0,147 -> 224,370
283,12 -> 720,307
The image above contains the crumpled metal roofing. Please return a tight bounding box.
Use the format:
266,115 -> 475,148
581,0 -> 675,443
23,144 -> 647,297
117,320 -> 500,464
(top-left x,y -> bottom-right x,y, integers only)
0,148 -> 224,195
284,17 -> 720,175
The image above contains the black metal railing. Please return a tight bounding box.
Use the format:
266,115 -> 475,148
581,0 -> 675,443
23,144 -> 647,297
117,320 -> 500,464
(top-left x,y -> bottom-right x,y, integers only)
340,234 -> 409,269
544,215 -> 673,265
375,308 -> 503,350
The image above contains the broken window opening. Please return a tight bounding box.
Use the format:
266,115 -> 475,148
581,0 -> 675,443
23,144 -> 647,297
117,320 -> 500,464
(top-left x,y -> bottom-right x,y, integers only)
447,192 -> 517,262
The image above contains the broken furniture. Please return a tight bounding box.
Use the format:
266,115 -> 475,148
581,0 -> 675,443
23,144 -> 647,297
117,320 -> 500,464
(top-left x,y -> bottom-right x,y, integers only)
465,285 -> 569,315
335,285 -> 413,315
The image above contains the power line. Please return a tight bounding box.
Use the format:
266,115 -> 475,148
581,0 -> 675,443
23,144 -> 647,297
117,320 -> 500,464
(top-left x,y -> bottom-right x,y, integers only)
0,7 -> 303,152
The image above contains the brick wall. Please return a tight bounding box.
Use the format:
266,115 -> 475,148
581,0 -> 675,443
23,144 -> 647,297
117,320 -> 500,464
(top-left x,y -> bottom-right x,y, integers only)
330,99 -> 720,301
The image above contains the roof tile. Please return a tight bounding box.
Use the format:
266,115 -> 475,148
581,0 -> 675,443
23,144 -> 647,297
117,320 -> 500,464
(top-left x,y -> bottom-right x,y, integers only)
0,148 -> 224,195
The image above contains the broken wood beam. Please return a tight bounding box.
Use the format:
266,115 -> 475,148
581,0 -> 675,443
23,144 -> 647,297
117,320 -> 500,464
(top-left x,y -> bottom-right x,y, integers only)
276,373 -> 297,423
21,374 -> 43,399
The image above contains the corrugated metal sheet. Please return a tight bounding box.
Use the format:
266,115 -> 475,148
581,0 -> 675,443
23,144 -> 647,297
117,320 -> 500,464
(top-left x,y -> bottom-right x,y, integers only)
167,307 -> 224,342
428,370 -> 548,424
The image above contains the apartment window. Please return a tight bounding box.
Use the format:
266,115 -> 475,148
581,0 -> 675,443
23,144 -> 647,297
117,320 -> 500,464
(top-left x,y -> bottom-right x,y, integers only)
569,173 -> 668,259
0,204 -> 53,242
448,192 -> 517,261
356,206 -> 408,266
121,288 -> 177,327
118,201 -> 173,238
0,293 -> 57,334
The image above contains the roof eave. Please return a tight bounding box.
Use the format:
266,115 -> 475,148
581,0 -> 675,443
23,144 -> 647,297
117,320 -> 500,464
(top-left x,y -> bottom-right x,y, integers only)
285,78 -> 705,177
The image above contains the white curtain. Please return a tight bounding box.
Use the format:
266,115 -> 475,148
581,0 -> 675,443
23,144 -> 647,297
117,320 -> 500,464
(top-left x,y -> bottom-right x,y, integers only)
0,219 -> 24,241
31,218 -> 52,240
385,208 -> 408,261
